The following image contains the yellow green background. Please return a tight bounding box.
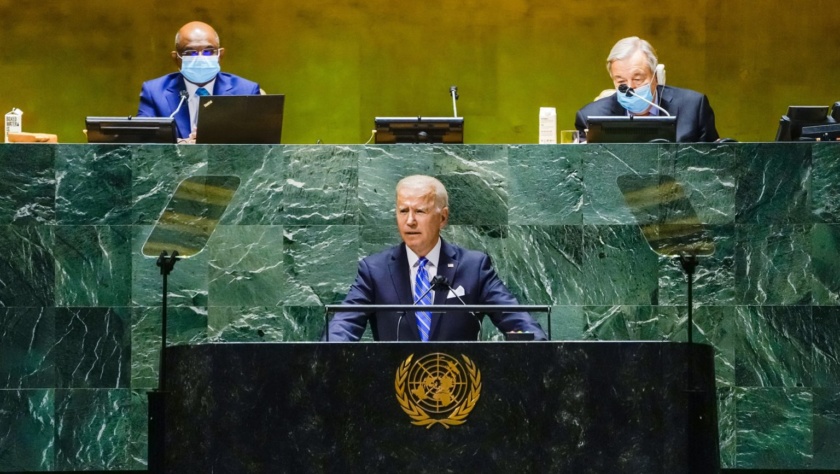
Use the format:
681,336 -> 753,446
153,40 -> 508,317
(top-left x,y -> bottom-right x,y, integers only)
1,0 -> 837,144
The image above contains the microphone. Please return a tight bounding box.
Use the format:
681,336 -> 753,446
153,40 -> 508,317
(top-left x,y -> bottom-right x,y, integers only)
617,84 -> 671,117
404,274 -> 446,341
169,90 -> 189,118
434,275 -> 482,340
414,274 -> 447,304
450,86 -> 459,118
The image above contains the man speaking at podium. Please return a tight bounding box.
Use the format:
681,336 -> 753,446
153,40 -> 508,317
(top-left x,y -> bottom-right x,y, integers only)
325,175 -> 547,342
574,36 -> 719,143
136,21 -> 261,143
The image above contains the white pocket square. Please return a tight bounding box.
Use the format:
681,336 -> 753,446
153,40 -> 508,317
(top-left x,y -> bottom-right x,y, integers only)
447,285 -> 465,299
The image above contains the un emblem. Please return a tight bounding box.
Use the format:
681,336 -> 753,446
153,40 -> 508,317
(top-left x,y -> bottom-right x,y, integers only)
395,353 -> 481,429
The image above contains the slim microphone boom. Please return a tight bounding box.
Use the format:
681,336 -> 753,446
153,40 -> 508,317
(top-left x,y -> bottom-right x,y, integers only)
618,84 -> 671,117
169,90 -> 189,118
414,274 -> 447,304
450,86 -> 459,118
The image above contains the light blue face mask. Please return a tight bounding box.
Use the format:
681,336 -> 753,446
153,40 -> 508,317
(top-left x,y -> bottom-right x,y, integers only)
180,55 -> 220,84
616,82 -> 655,114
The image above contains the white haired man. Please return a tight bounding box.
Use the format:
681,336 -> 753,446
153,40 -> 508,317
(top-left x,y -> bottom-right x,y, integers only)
575,36 -> 719,143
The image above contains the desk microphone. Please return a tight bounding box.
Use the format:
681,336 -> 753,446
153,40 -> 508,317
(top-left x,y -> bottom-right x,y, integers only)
169,90 -> 189,118
618,84 -> 671,117
434,275 -> 482,340
399,275 -> 447,340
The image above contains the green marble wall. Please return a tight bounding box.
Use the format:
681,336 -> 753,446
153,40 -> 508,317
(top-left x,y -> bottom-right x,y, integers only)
0,143 -> 839,471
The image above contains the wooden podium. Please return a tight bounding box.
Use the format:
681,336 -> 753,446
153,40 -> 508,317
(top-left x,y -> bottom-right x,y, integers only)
163,342 -> 719,473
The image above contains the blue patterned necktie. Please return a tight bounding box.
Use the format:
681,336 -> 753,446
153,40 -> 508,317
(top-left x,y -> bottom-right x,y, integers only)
196,87 -> 210,97
414,257 -> 432,342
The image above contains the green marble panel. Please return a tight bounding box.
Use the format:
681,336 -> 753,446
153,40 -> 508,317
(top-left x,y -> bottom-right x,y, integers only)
208,305 -> 325,342
735,224 -> 812,306
0,224 -> 55,307
53,225 -> 132,307
0,307 -> 54,389
207,145 -> 285,225
580,224 -> 659,305
358,145 -> 434,226
547,305 -> 585,341
810,143 -> 840,224
208,225 -> 287,306
434,145 -> 509,226
359,224 -> 401,259
55,307 -> 130,389
665,143 -> 737,225
718,387 -> 737,469
54,388 -> 140,471
508,145 -> 583,225
694,305 -> 737,388
131,306 -> 208,389
132,235 -> 211,308
812,306 -> 840,388
281,145 -> 359,225
0,389 -> 54,471
658,225 -> 736,307
131,144 -> 209,226
582,305 -> 681,341
55,145 -> 133,225
283,225 -> 359,305
0,144 -> 55,225
491,225 -> 584,306
813,388 -> 840,468
735,306 -> 813,388
734,387 -> 812,469
811,223 -> 840,305
127,390 -> 149,471
735,143 -> 811,225
581,143 -> 661,225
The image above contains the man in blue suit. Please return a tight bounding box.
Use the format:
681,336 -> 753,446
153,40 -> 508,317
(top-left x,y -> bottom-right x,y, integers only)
137,21 -> 261,142
325,175 -> 547,342
575,36 -> 719,143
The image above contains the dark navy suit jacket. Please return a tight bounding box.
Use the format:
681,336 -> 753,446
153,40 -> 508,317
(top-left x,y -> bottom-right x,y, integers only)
326,240 -> 547,341
574,84 -> 719,143
136,72 -> 260,139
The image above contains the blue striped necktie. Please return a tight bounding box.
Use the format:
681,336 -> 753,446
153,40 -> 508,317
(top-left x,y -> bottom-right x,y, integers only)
414,257 -> 432,341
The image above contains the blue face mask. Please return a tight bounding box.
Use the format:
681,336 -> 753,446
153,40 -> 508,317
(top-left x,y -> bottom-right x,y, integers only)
616,82 -> 655,114
180,55 -> 220,84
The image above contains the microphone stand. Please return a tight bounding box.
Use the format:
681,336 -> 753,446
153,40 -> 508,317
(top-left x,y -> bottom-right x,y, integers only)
450,86 -> 459,118
148,250 -> 179,474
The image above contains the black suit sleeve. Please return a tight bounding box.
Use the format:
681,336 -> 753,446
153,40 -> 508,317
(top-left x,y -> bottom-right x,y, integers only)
697,94 -> 719,142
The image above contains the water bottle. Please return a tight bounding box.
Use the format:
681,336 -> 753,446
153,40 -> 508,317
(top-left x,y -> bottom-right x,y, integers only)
5,108 -> 22,143
539,107 -> 556,144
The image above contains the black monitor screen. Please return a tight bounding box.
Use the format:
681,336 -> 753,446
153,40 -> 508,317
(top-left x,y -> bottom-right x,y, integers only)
585,116 -> 677,143
800,123 -> 840,141
774,105 -> 832,141
374,117 -> 464,144
86,117 -> 176,144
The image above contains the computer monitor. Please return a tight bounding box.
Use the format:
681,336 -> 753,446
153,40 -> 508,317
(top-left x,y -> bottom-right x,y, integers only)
800,123 -> 840,141
831,102 -> 840,122
774,105 -> 833,141
374,117 -> 464,144
196,94 -> 284,144
85,117 -> 176,144
585,116 -> 677,143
